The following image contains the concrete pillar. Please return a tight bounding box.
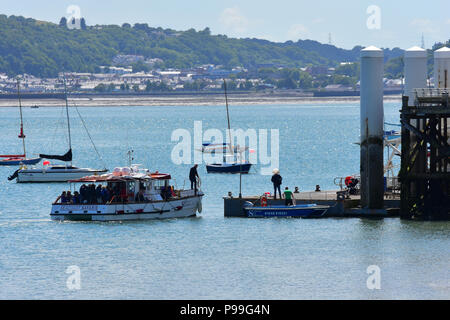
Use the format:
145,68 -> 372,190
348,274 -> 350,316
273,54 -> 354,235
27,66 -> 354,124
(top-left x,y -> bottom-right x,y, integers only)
404,46 -> 428,106
434,47 -> 450,89
360,46 -> 384,210
404,47 -> 428,196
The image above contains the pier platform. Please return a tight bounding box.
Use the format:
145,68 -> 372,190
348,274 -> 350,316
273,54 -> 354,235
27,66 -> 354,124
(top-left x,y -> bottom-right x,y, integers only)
224,190 -> 400,218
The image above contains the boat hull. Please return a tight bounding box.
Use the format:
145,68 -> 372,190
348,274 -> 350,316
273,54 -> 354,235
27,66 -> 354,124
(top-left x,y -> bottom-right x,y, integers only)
206,163 -> 252,174
244,204 -> 328,218
51,195 -> 203,221
17,168 -> 107,183
0,157 -> 41,166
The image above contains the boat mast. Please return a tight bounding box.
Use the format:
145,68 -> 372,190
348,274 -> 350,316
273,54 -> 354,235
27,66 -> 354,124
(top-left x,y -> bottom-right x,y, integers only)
63,74 -> 72,165
223,79 -> 234,156
17,79 -> 26,157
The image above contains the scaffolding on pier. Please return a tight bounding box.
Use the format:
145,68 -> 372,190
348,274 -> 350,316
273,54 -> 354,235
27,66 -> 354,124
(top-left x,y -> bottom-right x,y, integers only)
399,89 -> 450,220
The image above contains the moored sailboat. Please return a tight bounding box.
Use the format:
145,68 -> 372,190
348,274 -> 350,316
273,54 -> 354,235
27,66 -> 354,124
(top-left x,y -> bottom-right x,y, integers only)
0,80 -> 41,166
9,75 -> 107,182
204,80 -> 252,174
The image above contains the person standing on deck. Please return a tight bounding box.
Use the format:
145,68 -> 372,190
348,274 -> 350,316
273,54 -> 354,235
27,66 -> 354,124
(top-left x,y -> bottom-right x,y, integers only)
271,168 -> 282,199
189,164 -> 199,194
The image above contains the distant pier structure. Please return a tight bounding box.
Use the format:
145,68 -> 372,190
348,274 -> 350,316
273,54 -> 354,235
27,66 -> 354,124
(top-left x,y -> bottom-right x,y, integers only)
399,46 -> 450,220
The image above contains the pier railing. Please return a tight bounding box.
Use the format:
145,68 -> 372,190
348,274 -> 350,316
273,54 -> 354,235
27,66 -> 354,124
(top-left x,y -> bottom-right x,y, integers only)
414,88 -> 449,106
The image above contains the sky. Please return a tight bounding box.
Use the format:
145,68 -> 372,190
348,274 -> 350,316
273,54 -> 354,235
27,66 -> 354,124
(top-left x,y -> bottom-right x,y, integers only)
0,0 -> 449,50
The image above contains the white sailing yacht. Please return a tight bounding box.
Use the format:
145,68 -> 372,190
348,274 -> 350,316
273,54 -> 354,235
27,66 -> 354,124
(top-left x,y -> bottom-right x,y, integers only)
203,79 -> 252,174
11,76 -> 107,183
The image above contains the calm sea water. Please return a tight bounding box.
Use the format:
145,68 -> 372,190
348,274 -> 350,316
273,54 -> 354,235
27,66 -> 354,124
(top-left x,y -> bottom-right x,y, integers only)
0,102 -> 449,299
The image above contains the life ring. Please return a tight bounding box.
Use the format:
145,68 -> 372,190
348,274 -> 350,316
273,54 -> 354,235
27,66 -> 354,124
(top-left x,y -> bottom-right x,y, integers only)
345,176 -> 353,186
261,196 -> 268,207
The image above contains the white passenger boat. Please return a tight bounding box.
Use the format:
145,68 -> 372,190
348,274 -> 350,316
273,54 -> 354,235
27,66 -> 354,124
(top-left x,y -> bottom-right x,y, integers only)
50,166 -> 204,221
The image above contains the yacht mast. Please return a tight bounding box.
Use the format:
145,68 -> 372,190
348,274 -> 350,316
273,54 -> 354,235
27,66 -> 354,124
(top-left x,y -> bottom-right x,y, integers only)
17,79 -> 26,157
223,79 -> 233,155
63,74 -> 72,165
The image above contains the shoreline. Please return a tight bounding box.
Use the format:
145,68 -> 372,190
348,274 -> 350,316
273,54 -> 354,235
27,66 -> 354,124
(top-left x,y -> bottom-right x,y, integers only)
0,93 -> 402,107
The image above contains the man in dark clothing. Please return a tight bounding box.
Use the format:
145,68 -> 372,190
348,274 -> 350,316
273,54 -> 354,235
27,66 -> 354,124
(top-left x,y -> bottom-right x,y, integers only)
271,169 -> 282,199
189,164 -> 199,194
96,185 -> 103,204
89,184 -> 96,203
101,186 -> 110,204
135,189 -> 145,202
60,191 -> 68,203
79,184 -> 87,203
73,191 -> 81,204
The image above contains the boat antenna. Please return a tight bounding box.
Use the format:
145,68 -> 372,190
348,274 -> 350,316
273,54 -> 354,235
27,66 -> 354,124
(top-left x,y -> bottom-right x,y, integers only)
127,149 -> 134,167
63,74 -> 72,165
17,79 -> 26,157
223,78 -> 233,155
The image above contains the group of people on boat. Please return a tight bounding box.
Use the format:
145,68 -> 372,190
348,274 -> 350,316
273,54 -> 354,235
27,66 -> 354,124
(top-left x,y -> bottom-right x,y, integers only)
57,180 -> 178,205
58,184 -> 114,204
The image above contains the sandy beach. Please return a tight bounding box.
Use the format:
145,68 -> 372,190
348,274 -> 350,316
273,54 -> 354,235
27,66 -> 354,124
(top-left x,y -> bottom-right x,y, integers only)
0,92 -> 402,107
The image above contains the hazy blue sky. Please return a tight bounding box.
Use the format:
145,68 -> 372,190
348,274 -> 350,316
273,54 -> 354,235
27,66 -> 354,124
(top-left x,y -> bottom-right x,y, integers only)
1,0 -> 449,49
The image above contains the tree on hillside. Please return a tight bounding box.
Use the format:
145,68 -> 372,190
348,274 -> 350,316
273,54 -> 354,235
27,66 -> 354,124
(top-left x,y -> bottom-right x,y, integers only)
59,17 -> 67,28
277,77 -> 297,89
132,61 -> 150,73
335,63 -> 359,77
298,72 -> 313,89
94,83 -> 107,92
80,18 -> 87,30
133,23 -> 150,31
68,17 -> 78,29
384,57 -> 404,79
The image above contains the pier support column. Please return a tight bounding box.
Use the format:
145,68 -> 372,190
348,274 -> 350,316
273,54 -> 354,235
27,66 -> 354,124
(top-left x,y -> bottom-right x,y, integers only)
360,46 -> 384,211
404,47 -> 428,200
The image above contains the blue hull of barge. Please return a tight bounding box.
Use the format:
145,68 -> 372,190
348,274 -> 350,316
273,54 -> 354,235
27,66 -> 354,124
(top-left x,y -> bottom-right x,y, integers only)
245,204 -> 328,218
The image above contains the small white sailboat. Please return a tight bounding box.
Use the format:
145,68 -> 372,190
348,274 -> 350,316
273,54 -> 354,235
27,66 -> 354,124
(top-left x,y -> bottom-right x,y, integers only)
10,76 -> 107,183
